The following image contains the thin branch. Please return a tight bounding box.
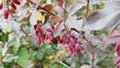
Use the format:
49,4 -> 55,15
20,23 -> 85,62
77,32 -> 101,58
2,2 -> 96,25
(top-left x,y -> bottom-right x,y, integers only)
86,0 -> 90,18
20,25 -> 28,37
27,0 -> 55,15
82,31 -> 95,68
71,28 -> 80,33
92,53 -> 95,68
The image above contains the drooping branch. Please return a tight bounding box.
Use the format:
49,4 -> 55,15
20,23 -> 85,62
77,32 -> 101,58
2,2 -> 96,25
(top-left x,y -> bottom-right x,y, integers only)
27,0 -> 55,15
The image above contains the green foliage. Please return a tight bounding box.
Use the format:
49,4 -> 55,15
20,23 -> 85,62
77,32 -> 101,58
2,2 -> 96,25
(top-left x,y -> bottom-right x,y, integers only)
16,47 -> 29,68
98,58 -> 115,68
0,30 -> 9,42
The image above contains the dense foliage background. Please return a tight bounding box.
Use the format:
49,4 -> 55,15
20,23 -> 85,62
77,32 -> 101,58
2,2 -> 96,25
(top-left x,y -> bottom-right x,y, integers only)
0,0 -> 120,68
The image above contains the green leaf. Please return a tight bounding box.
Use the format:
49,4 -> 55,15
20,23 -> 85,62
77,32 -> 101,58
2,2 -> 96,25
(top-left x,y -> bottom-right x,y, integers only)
99,3 -> 105,9
44,48 -> 55,55
53,38 -> 58,44
98,59 -> 115,68
0,30 -> 3,36
12,37 -> 20,54
0,0 -> 4,2
57,62 -> 68,68
4,62 -> 13,68
36,50 -> 44,60
16,48 -> 29,68
40,43 -> 47,50
0,33 -> 9,42
75,61 -> 81,68
29,51 -> 36,60
50,63 -> 58,68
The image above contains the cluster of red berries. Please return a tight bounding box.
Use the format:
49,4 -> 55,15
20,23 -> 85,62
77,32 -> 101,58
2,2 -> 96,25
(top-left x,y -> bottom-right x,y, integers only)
33,23 -> 82,55
59,34 -> 82,55
0,0 -> 20,19
33,23 -> 54,44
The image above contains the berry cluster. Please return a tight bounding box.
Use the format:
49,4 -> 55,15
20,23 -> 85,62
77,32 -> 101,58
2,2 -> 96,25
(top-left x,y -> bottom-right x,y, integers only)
0,0 -> 20,19
33,23 -> 82,55
33,23 -> 54,44
59,34 -> 82,55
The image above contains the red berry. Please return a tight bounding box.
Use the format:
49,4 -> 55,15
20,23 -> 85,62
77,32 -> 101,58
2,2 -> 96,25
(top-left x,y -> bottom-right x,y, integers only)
116,58 -> 120,65
0,2 -> 3,9
76,45 -> 82,55
38,36 -> 44,43
56,36 -> 63,43
116,40 -> 120,46
12,0 -> 20,5
3,9 -> 9,19
116,40 -> 120,56
46,28 -> 53,32
9,2 -> 16,10
115,58 -> 120,68
46,33 -> 54,43
58,0 -> 63,8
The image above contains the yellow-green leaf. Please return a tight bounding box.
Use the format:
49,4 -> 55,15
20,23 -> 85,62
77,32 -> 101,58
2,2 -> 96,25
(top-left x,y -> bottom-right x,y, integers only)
37,11 -> 42,21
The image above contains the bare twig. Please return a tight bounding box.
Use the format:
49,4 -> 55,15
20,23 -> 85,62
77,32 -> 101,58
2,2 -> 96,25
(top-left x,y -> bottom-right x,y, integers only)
20,25 -> 28,37
92,53 -> 95,68
71,28 -> 80,33
82,32 -> 95,68
86,0 -> 90,18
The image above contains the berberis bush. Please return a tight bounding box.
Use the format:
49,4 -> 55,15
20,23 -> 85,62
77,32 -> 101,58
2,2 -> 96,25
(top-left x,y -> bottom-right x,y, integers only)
0,0 -> 120,68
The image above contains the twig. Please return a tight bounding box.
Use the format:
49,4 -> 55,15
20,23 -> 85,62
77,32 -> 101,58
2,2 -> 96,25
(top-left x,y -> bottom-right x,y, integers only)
71,28 -> 80,33
86,0 -> 90,18
20,25 -> 28,37
27,0 -> 55,15
82,32 -> 95,68
91,53 -> 95,68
